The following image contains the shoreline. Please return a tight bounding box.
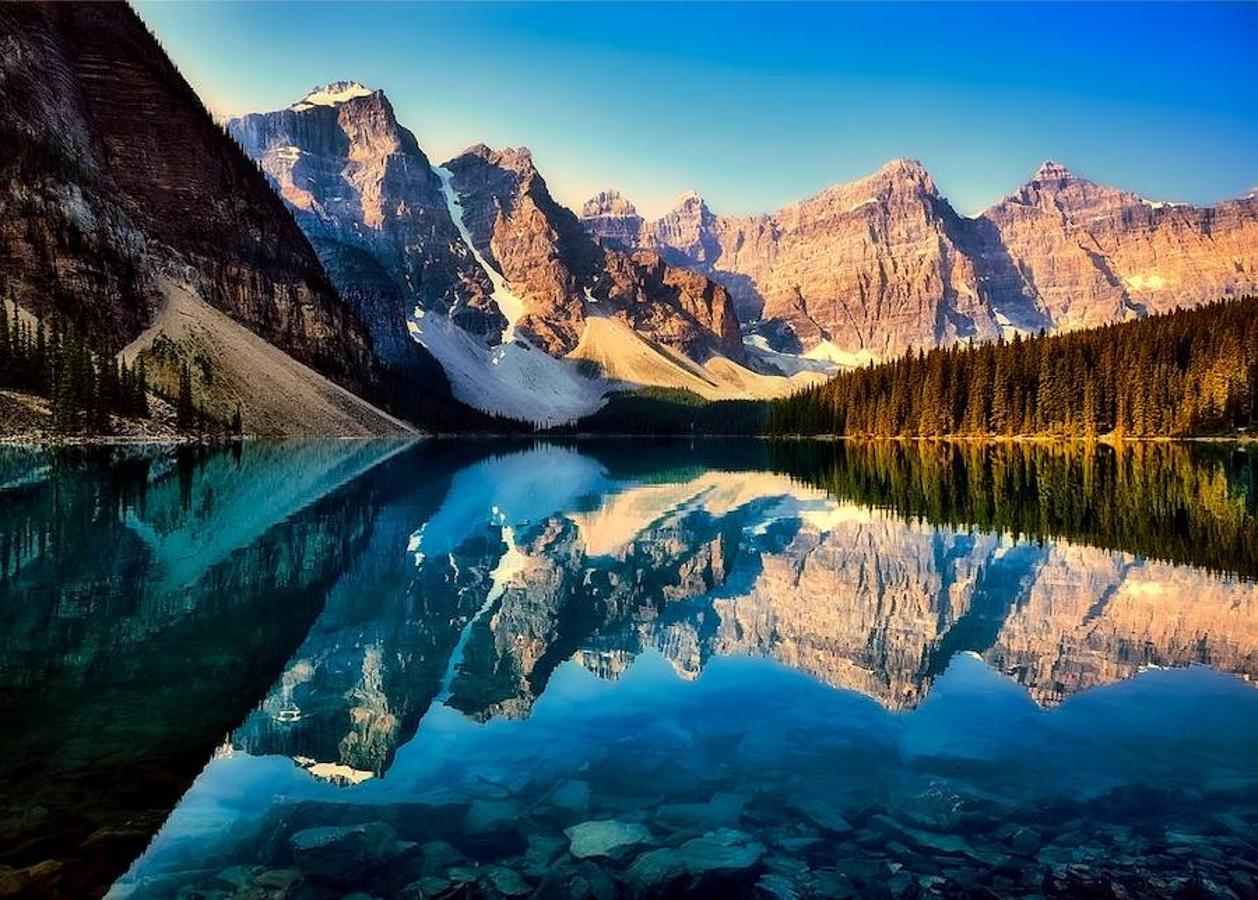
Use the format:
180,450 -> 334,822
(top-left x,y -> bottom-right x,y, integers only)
2,431 -> 1254,448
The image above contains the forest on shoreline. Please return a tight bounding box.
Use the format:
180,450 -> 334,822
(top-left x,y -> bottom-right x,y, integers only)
767,297 -> 1258,440
4,297 -> 1257,442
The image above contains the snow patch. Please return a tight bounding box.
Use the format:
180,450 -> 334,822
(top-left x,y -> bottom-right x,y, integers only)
434,166 -> 526,342
742,334 -> 839,377
406,305 -> 606,426
1123,273 -> 1170,291
291,81 -> 373,111
803,340 -> 879,368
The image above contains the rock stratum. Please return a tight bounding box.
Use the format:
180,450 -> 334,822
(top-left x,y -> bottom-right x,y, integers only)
0,4 -> 406,435
582,160 -> 1258,365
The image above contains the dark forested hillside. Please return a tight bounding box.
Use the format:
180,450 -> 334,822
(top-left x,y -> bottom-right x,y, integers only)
767,297 -> 1258,438
548,388 -> 769,436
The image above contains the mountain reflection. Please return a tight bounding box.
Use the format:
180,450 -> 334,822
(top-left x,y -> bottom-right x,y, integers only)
0,441 -> 417,896
2,439 -> 1256,897
230,440 -> 1258,787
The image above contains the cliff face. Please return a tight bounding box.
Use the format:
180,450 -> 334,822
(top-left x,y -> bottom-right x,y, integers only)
0,4 -> 378,405
229,90 -> 763,423
582,160 -> 1258,362
443,143 -> 746,363
228,85 -> 505,348
979,161 -> 1258,330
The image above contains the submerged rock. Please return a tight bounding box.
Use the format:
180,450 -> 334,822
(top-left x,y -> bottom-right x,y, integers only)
625,828 -> 765,894
289,822 -> 397,884
565,819 -> 653,860
787,795 -> 853,835
481,864 -> 533,896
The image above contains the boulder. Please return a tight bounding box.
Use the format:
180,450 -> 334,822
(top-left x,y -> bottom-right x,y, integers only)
625,828 -> 765,894
565,820 -> 653,860
289,822 -> 398,884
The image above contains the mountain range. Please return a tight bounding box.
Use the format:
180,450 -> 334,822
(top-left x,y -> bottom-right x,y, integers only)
583,160 -> 1258,368
2,2 -> 1256,432
228,84 -> 813,425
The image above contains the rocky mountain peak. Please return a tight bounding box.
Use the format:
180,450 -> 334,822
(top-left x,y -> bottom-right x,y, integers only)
868,157 -> 938,197
583,189 -> 639,219
1029,159 -> 1078,184
291,80 -> 376,111
671,189 -> 708,212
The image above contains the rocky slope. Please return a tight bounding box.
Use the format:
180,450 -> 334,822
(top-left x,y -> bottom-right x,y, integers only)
231,88 -> 808,423
583,160 -> 1258,364
0,3 -> 402,434
228,83 -> 503,346
443,144 -> 745,363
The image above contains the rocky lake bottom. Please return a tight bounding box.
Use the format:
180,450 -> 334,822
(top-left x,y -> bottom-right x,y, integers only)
108,656 -> 1258,899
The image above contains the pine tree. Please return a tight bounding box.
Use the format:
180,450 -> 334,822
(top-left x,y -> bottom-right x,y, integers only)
176,361 -> 195,432
766,296 -> 1258,439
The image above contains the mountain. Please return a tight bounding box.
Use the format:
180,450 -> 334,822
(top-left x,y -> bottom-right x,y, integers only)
230,89 -> 813,425
0,4 -> 407,435
582,159 -> 1258,365
981,160 -> 1258,328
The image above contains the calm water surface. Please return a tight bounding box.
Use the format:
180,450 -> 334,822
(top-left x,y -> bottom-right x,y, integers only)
2,440 -> 1256,898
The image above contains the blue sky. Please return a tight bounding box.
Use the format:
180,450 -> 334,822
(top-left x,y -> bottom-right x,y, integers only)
136,1 -> 1258,218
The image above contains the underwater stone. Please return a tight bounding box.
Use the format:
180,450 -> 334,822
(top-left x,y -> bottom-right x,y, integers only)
289,822 -> 397,884
625,828 -> 765,892
755,872 -> 802,899
565,819 -> 654,859
787,795 -> 853,835
481,865 -> 533,896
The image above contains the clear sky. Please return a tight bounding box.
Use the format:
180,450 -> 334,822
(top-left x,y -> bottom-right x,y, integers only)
135,1 -> 1258,219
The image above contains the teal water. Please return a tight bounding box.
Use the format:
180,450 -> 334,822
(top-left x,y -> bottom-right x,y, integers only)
1,440 -> 1256,898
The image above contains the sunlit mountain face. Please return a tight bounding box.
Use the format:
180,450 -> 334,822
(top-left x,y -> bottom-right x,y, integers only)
3,440 -> 1256,898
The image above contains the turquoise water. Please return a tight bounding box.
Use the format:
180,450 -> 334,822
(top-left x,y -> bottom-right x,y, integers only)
2,440 -> 1256,898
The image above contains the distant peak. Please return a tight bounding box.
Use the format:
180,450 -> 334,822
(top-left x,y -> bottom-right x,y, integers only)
863,157 -> 937,196
462,142 -> 494,159
670,189 -> 707,212
291,80 -> 375,111
878,157 -> 927,176
1030,159 -> 1078,183
582,189 -> 639,218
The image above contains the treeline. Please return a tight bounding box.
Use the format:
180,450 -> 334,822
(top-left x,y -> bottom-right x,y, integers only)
549,388 -> 769,436
768,440 -> 1258,580
0,301 -> 149,433
767,297 -> 1258,438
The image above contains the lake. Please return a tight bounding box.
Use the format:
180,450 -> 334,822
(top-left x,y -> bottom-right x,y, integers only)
2,439 -> 1256,898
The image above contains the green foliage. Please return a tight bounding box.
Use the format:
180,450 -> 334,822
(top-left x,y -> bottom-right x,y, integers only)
768,297 -> 1258,438
176,361 -> 195,432
0,300 -> 150,434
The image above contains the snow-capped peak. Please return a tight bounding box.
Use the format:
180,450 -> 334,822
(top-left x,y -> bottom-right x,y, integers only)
291,81 -> 374,111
